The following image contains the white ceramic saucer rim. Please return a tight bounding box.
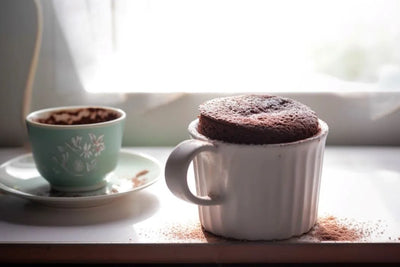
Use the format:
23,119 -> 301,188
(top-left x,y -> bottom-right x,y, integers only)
0,150 -> 161,203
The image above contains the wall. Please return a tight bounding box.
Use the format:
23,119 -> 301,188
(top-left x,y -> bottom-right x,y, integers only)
0,0 -> 39,146
1,0 -> 400,147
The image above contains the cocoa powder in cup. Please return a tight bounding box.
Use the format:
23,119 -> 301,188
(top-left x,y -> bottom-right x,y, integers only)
35,107 -> 121,125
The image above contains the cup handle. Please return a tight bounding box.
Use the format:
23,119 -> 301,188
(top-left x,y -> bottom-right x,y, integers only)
165,139 -> 222,206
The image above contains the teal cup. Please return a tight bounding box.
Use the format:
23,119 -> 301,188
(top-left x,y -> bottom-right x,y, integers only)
26,106 -> 126,192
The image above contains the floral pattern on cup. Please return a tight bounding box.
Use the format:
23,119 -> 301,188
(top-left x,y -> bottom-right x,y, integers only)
52,133 -> 105,176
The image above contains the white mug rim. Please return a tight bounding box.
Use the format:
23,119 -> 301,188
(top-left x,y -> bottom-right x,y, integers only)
26,105 -> 126,129
189,118 -> 328,147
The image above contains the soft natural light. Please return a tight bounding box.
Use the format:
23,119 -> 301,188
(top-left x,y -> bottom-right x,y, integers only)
53,0 -> 400,93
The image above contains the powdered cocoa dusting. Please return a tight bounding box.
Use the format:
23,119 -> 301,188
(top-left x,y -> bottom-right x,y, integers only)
132,169 -> 149,187
132,177 -> 146,187
37,108 -> 120,125
310,216 -> 383,241
134,170 -> 149,178
136,221 -> 220,243
159,222 -> 207,241
110,188 -> 119,194
198,95 -> 319,144
138,216 -> 387,243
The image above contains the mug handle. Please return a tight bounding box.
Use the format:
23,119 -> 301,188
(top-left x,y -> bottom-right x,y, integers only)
165,139 -> 222,206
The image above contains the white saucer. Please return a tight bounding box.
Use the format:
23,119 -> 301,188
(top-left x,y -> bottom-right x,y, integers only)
0,150 -> 161,208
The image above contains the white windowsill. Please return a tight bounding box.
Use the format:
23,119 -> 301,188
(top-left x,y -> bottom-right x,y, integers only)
0,145 -> 399,263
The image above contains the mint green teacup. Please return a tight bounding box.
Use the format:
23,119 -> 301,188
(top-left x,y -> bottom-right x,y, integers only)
26,106 -> 126,192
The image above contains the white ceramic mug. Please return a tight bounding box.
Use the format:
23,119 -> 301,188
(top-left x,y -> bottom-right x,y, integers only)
165,119 -> 329,240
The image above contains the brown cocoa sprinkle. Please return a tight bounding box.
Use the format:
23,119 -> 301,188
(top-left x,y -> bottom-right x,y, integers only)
36,108 -> 120,125
135,170 -> 149,178
132,177 -> 146,187
164,222 -> 207,241
309,216 -> 383,241
110,188 -> 119,194
131,169 -> 149,187
136,221 -> 220,243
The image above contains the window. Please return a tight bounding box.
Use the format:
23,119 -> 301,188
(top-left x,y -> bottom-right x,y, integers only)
27,0 -> 400,146
48,0 -> 400,93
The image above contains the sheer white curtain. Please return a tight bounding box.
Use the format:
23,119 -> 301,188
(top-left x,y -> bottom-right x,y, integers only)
49,0 -> 400,94
52,0 -> 114,93
28,0 -> 400,146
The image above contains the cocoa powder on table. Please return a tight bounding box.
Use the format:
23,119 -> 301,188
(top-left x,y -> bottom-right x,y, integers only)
141,216 -> 385,242
309,216 -> 384,241
137,221 -> 211,242
164,222 -> 207,241
310,216 -> 363,241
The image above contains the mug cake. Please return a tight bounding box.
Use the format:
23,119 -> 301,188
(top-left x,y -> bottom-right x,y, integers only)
198,94 -> 319,144
165,94 -> 329,240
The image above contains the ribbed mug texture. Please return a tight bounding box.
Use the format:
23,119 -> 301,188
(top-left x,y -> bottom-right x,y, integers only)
190,119 -> 328,240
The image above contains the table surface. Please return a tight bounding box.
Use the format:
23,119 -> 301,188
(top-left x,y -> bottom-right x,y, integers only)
0,146 -> 400,264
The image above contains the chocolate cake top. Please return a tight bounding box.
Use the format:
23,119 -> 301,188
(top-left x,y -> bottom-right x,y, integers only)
198,95 -> 319,144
